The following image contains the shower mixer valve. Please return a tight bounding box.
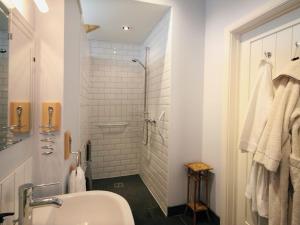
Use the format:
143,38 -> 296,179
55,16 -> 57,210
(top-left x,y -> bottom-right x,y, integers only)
145,118 -> 156,125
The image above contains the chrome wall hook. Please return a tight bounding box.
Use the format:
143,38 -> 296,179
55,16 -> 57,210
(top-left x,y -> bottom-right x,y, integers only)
292,41 -> 300,61
16,106 -> 23,129
264,51 -> 272,59
48,106 -> 54,129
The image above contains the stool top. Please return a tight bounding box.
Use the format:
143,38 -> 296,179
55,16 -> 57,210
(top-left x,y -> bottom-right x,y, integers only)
184,162 -> 213,172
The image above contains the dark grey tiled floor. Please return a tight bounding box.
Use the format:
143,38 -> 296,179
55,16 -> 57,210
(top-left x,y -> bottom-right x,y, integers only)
93,175 -> 218,225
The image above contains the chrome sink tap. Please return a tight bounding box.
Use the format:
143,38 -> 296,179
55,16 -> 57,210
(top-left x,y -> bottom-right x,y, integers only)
30,197 -> 63,207
15,183 -> 63,225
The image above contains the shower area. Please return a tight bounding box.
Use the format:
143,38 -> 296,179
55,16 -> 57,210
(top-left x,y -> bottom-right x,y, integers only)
81,0 -> 172,214
89,42 -> 145,178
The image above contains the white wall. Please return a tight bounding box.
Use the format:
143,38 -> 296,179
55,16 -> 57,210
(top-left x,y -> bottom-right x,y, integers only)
34,0 -> 65,190
79,25 -> 90,154
63,0 -> 82,191
167,0 -> 206,208
202,0 -> 271,215
137,0 -> 206,210
33,0 -> 84,193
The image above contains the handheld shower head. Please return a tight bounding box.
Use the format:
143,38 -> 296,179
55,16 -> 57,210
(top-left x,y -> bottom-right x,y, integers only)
132,58 -> 146,69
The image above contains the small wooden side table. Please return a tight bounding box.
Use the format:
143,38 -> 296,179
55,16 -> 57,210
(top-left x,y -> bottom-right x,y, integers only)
184,162 -> 213,225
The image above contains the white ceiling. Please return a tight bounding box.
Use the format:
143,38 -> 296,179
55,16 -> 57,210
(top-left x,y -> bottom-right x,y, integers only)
80,0 -> 170,44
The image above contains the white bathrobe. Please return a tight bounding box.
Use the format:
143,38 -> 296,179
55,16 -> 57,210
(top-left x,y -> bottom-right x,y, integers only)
254,77 -> 300,171
239,60 -> 274,218
290,155 -> 300,225
290,108 -> 300,225
254,60 -> 300,171
253,60 -> 300,225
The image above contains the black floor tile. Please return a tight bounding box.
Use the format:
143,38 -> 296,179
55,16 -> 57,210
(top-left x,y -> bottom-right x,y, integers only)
92,175 -> 216,225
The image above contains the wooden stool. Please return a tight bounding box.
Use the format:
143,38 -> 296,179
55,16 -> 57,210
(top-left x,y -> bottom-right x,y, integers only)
184,162 -> 213,225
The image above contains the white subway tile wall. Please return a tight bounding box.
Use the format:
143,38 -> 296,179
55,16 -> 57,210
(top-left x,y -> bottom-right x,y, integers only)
0,31 -> 8,128
89,41 -> 144,179
140,11 -> 171,214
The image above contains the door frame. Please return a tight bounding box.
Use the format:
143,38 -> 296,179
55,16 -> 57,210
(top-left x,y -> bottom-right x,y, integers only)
221,0 -> 300,225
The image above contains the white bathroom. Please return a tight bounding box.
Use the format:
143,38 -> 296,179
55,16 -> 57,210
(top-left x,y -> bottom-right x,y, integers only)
0,0 -> 300,225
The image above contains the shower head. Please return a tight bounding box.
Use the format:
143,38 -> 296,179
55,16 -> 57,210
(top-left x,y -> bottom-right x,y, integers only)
132,58 -> 146,70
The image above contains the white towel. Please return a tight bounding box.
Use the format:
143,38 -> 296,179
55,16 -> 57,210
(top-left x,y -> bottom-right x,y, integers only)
290,155 -> 300,225
268,144 -> 290,225
290,111 -> 300,225
239,61 -> 273,217
239,61 -> 274,153
245,161 -> 269,218
68,166 -> 86,193
254,77 -> 300,171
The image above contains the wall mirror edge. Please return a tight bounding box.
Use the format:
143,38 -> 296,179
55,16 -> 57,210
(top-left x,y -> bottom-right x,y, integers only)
0,5 -> 35,151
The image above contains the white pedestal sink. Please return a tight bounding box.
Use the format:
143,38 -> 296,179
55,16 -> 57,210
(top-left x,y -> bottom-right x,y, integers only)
32,191 -> 135,225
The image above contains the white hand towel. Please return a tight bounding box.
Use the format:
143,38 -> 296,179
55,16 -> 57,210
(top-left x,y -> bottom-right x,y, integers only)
75,166 -> 86,192
68,170 -> 76,193
239,61 -> 273,218
239,61 -> 274,153
68,166 -> 86,193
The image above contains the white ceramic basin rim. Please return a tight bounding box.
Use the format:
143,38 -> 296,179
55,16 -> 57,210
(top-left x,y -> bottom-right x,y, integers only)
32,191 -> 135,225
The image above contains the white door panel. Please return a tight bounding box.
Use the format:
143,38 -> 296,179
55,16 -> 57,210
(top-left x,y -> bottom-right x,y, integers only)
292,24 -> 300,58
262,34 -> 276,75
276,28 -> 293,75
249,40 -> 263,87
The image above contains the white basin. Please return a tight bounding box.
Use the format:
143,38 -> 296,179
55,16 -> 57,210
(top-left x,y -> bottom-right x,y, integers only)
32,191 -> 135,225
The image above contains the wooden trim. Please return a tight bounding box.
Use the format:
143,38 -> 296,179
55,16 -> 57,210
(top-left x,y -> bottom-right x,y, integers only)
10,8 -> 34,39
247,18 -> 300,44
221,1 -> 300,225
226,0 -> 300,34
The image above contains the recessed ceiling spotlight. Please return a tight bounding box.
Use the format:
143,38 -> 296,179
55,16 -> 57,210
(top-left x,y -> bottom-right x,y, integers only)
122,26 -> 131,31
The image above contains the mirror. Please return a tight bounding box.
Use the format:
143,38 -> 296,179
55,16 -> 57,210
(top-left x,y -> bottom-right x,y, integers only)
0,2 -> 10,149
0,2 -> 34,150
